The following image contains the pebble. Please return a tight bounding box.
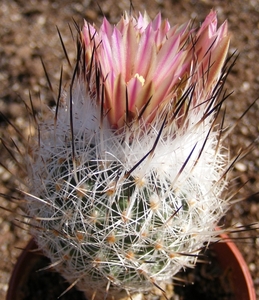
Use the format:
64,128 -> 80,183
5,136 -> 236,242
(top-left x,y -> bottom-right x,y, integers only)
241,81 -> 250,92
249,263 -> 256,272
234,162 -> 247,172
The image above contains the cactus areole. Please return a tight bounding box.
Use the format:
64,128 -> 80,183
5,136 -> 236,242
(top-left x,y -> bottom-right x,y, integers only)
26,11 -> 231,299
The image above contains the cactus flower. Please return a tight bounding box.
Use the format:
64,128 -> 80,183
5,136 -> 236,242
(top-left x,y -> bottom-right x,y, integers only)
25,11 -> 230,300
81,11 -> 229,129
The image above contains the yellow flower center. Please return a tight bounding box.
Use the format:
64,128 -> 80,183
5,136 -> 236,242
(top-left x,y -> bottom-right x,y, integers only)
134,73 -> 145,86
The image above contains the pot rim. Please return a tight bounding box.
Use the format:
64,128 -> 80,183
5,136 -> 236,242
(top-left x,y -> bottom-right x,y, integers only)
212,231 -> 256,300
6,239 -> 39,300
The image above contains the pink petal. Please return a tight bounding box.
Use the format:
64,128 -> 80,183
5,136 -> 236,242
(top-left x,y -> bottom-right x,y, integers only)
100,17 -> 114,39
205,35 -> 230,90
150,36 -> 181,85
105,74 -> 126,129
197,10 -> 217,38
142,73 -> 180,120
135,25 -> 156,78
134,80 -> 154,118
127,77 -> 145,111
151,13 -> 162,31
123,20 -> 138,82
99,34 -> 114,77
82,21 -> 98,44
111,27 -> 124,75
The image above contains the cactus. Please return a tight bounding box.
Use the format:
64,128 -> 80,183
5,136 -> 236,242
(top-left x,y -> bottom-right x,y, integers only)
25,11 -> 231,299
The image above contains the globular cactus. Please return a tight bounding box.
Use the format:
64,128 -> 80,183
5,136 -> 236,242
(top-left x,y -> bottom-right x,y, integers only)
25,11 -> 231,299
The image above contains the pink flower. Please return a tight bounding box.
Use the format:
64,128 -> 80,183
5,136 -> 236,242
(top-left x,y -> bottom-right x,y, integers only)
81,11 -> 230,130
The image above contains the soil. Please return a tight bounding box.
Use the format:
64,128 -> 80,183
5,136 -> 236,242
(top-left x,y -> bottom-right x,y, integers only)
174,254 -> 235,300
8,241 -> 86,300
0,0 -> 259,299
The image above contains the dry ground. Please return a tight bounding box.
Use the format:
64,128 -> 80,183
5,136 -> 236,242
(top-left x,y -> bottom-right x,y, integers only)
0,0 -> 259,299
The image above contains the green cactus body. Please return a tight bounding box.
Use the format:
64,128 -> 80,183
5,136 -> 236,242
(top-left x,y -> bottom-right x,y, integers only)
27,80 -> 228,299
25,11 -> 231,300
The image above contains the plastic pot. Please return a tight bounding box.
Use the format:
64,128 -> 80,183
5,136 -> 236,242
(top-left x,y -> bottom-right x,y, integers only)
210,232 -> 256,300
6,239 -> 85,300
7,235 -> 256,300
